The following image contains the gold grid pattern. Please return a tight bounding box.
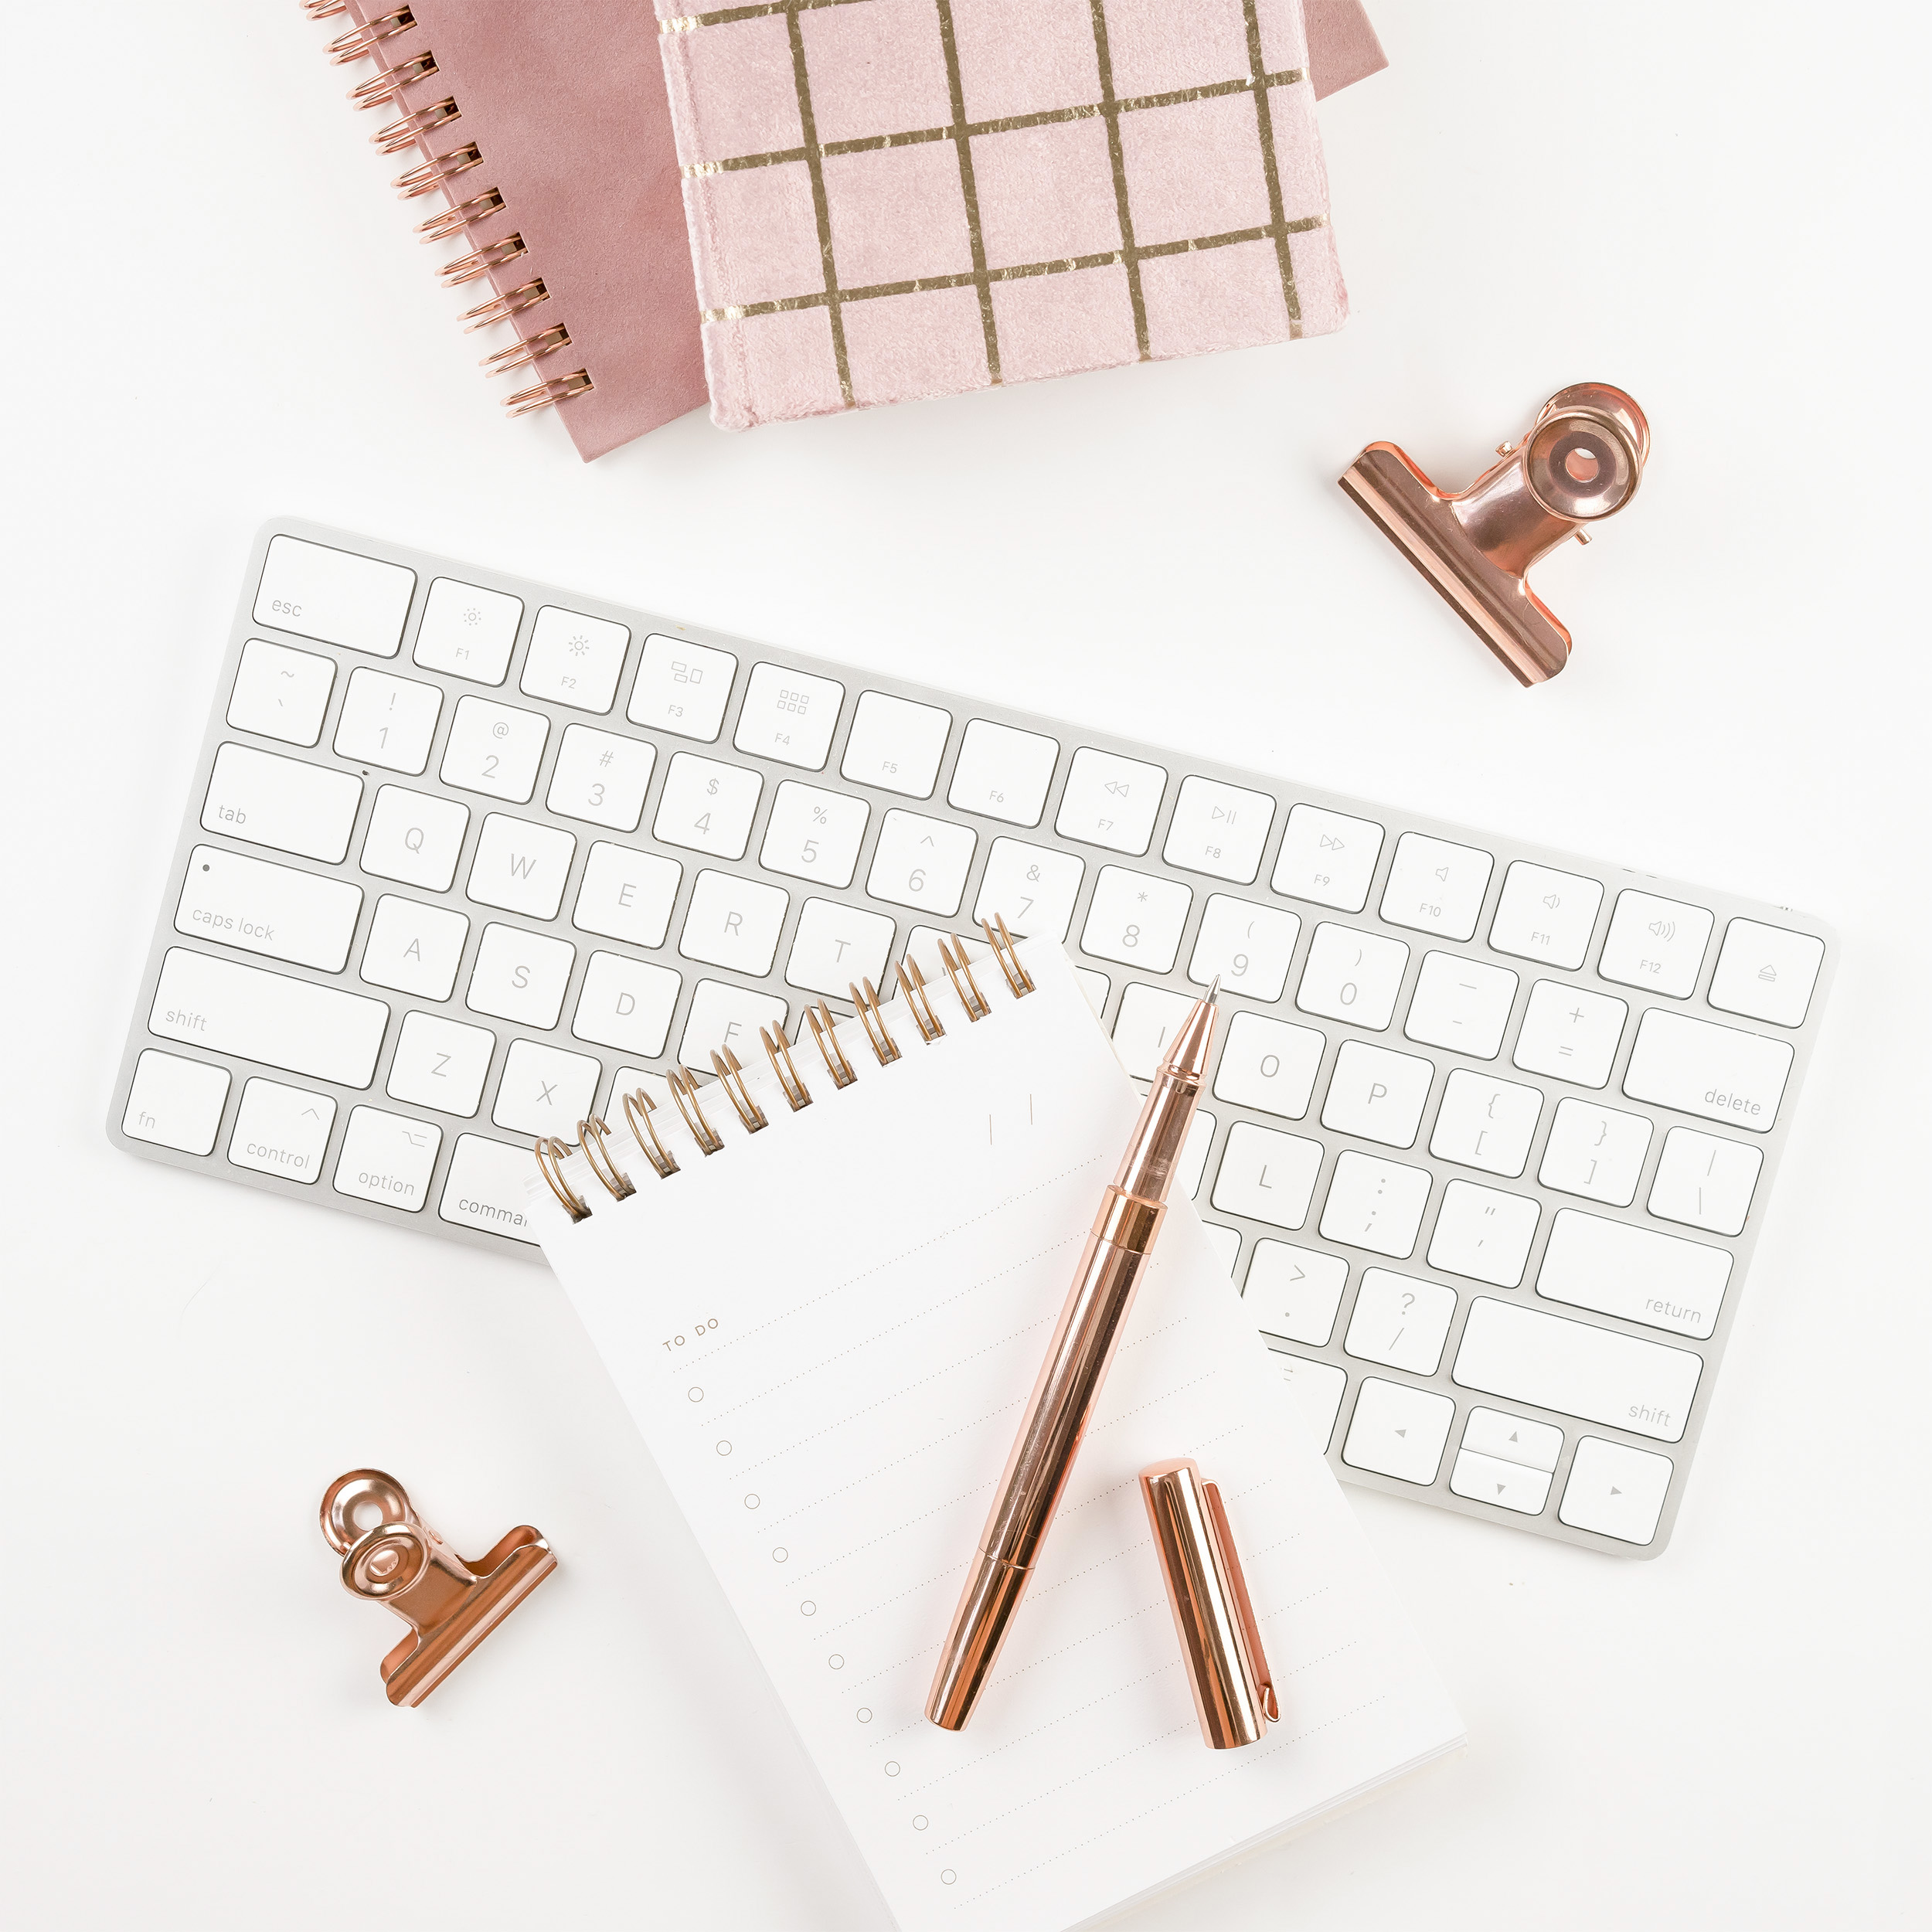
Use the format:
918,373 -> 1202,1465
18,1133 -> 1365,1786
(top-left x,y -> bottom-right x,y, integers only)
664,0 -> 1325,406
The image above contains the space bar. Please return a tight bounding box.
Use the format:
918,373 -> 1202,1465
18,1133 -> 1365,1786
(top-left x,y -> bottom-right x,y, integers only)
150,947 -> 389,1088
1451,1298 -> 1704,1444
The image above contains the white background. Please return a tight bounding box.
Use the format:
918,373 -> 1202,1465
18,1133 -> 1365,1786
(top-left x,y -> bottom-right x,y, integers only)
3,3 -> 1926,1926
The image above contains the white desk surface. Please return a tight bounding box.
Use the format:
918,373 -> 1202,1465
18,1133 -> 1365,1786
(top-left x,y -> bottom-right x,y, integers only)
5,2 -> 1926,1924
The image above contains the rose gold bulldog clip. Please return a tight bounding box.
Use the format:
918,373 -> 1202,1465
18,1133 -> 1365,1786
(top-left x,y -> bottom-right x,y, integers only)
1341,384 -> 1649,685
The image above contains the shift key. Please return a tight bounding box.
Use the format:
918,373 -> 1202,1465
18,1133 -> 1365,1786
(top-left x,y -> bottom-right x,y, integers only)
151,947 -> 389,1087
1621,1009 -> 1794,1133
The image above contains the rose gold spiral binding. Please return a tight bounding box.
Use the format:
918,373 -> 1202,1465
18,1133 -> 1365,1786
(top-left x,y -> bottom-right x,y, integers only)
302,0 -> 347,19
461,277 -> 547,328
577,1116 -> 636,1201
621,1087 -> 679,1179
761,1023 -> 812,1111
505,369 -> 594,417
534,1136 -> 591,1223
711,1049 -> 770,1134
328,6 -> 415,63
667,1067 -> 725,1155
808,1004 -> 858,1090
371,96 -> 459,153
439,234 -> 529,287
851,978 -> 902,1066
938,937 -> 992,1022
895,957 -> 945,1043
481,325 -> 570,376
981,914 -> 1035,997
349,50 -> 437,108
394,143 -> 484,199
417,187 -> 505,242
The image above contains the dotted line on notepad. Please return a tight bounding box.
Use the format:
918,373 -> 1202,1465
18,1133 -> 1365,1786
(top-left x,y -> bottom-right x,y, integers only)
813,1563 -> 966,1637
934,1724 -> 1195,1850
851,1638 -> 944,1689
952,1696 -> 1392,1905
917,1666 -> 1185,1793
702,1236 -> 1077,1424
679,1155 -> 1102,1368
1086,1370 -> 1216,1435
1253,1582 -> 1332,1619
1113,1310 -> 1191,1355
1273,1639 -> 1360,1680
982,1597 -> 1165,1685
781,1481 -> 994,1575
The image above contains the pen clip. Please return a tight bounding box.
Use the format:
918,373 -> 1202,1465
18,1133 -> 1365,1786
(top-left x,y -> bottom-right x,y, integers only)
1202,1479 -> 1277,1723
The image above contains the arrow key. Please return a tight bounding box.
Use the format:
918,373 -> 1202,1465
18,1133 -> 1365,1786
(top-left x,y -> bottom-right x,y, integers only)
1559,1437 -> 1675,1545
1342,1377 -> 1455,1485
1449,1448 -> 1553,1514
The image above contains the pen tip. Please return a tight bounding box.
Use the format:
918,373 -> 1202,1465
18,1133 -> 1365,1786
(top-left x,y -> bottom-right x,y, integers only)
1205,977 -> 1220,1004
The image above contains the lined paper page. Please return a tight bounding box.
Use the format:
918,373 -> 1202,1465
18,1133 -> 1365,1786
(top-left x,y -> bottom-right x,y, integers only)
536,941 -> 1461,1932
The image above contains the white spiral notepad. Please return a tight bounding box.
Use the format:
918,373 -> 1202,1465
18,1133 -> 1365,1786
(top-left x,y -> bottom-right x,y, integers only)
531,938 -> 1462,1932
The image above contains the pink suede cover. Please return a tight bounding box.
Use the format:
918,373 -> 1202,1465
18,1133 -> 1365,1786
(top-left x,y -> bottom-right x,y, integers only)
655,0 -> 1352,430
338,0 -> 707,460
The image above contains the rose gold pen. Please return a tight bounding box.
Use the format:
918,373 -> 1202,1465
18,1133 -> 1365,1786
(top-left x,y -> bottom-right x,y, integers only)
926,981 -> 1219,1731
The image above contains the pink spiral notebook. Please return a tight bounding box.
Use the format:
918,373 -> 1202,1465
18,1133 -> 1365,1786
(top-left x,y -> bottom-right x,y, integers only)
317,0 -> 1382,452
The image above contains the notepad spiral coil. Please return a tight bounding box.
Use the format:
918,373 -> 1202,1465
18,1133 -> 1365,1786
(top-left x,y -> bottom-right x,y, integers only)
304,0 -> 593,421
536,919 -> 1036,1223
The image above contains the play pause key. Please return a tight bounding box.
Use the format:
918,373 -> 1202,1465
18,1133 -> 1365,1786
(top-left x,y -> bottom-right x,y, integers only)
1450,1407 -> 1563,1515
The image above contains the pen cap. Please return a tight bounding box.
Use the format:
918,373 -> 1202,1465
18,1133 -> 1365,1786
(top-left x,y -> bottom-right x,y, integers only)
1138,1459 -> 1277,1750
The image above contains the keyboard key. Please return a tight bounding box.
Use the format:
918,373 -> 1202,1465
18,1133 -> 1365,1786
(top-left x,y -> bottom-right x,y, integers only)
202,743 -> 362,864
1318,1150 -> 1430,1258
521,605 -> 629,713
1345,1267 -> 1458,1375
333,1106 -> 441,1213
1073,967 -> 1110,1017
1707,917 -> 1825,1028
1647,1126 -> 1763,1236
785,898 -> 895,997
1055,747 -> 1166,855
1597,889 -> 1713,998
572,951 -> 682,1056
1245,1241 -> 1349,1345
1321,1040 -> 1434,1148
628,634 -> 737,741
387,1010 -> 494,1117
1211,1122 -> 1324,1230
1212,1011 -> 1325,1120
974,838 -> 1084,942
1201,1223 -> 1241,1277
467,813 -> 578,920
465,922 -> 575,1028
412,577 -> 522,684
734,662 -> 844,769
122,1049 -> 230,1155
227,638 -> 335,747
332,668 -> 443,774
1295,922 -> 1410,1030
359,894 -> 470,1001
1178,1111 -> 1216,1198
176,845 -> 362,972
760,781 -> 869,888
1379,832 -> 1494,942
1080,866 -> 1192,972
867,810 -> 977,917
1342,1378 -> 1454,1485
150,947 -> 387,1087
1272,803 -> 1384,913
1448,1449 -> 1552,1515
1403,951 -> 1518,1060
439,696 -> 549,804
1427,1180 -> 1539,1287
680,978 -> 787,1065
1187,895 -> 1300,1000
359,784 -> 470,892
546,724 -> 655,831
1558,1437 -> 1675,1545
254,534 -> 413,658
1512,979 -> 1628,1088
1428,1069 -> 1542,1177
1537,1097 -> 1653,1206
678,870 -> 790,975
1487,862 -> 1604,971
1461,1406 -> 1563,1470
492,1038 -> 601,1138
1112,984 -> 1199,1080
840,692 -> 951,798
947,719 -> 1058,826
653,752 -> 763,860
229,1077 -> 336,1183
1537,1208 -> 1733,1339
1162,775 -> 1275,885
1267,1349 -> 1349,1456
1452,1297 -> 1702,1441
1621,1008 -> 1793,1132
439,1134 -> 541,1243
573,842 -> 682,948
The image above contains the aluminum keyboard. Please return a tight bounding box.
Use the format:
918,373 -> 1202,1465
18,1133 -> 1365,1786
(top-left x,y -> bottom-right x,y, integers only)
111,520 -> 1835,1556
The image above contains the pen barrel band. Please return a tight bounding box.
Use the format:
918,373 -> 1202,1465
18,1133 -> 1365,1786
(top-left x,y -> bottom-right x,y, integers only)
1091,1186 -> 1164,1252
